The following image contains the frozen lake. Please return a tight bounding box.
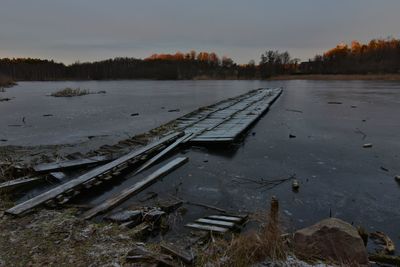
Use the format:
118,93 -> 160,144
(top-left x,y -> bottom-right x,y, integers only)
3,79 -> 400,251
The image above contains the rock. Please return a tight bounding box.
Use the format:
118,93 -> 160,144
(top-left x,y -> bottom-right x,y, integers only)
363,143 -> 373,148
292,180 -> 300,191
294,218 -> 369,265
394,175 -> 400,183
289,134 -> 296,139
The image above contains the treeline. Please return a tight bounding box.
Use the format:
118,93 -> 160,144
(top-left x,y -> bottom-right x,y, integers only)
0,50 -> 296,81
301,38 -> 400,74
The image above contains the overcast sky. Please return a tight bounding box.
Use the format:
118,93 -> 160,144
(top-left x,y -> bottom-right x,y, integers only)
1,0 -> 399,64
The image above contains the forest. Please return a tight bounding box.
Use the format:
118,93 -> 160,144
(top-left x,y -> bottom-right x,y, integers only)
300,38 -> 400,74
0,50 -> 296,81
1,38 -> 400,82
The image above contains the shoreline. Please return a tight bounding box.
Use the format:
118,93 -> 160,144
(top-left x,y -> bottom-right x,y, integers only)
269,74 -> 400,81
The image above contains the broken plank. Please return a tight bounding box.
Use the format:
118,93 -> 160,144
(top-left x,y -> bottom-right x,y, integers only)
82,157 -> 188,219
134,133 -> 192,175
185,223 -> 228,233
195,218 -> 235,228
6,132 -> 183,216
207,215 -> 243,223
0,176 -> 43,191
33,155 -> 111,173
49,172 -> 67,181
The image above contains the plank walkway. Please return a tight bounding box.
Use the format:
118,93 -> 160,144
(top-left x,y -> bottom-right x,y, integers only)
82,157 -> 188,219
6,132 -> 183,216
177,88 -> 282,142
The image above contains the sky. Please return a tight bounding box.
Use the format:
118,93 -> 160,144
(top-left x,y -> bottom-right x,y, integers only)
1,0 -> 400,64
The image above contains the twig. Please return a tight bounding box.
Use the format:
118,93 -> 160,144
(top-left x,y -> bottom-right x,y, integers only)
168,194 -> 226,213
285,108 -> 303,113
232,174 -> 296,190
354,128 -> 367,140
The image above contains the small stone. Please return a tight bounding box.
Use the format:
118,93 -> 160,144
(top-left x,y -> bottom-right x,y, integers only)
363,143 -> 373,148
292,179 -> 300,191
289,134 -> 296,139
395,175 -> 400,183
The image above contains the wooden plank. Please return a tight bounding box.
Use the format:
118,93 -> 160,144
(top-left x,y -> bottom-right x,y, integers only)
196,218 -> 235,228
0,176 -> 43,191
160,243 -> 196,264
6,132 -> 183,216
33,155 -> 110,172
207,215 -> 243,222
50,172 -> 67,181
82,157 -> 188,219
133,133 -> 192,175
185,223 -> 228,233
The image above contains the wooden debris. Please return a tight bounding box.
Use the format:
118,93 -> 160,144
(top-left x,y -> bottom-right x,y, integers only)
134,133 -> 192,175
185,214 -> 246,234
195,218 -> 235,228
6,132 -> 183,216
82,157 -> 188,219
185,223 -> 228,233
161,243 -> 196,264
158,200 -> 183,213
33,155 -> 110,173
0,176 -> 43,191
49,172 -> 67,181
206,215 -> 243,223
143,209 -> 166,223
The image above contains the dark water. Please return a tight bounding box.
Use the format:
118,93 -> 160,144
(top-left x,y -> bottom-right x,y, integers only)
80,80 -> 400,249
4,80 -> 400,250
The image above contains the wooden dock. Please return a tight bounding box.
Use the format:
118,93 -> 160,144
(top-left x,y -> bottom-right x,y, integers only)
177,88 -> 282,142
5,88 -> 282,217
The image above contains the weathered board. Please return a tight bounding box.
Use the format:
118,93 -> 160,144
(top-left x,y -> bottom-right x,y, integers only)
177,88 -> 282,143
195,218 -> 235,228
185,223 -> 228,233
6,132 -> 183,216
33,155 -> 110,172
206,215 -> 243,222
133,133 -> 192,175
82,157 -> 189,219
0,176 -> 43,191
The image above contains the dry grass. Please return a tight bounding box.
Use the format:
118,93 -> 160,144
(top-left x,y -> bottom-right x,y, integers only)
51,87 -> 91,97
0,75 -> 16,88
197,199 -> 287,267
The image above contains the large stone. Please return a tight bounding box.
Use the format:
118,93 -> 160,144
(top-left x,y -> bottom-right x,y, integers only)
294,218 -> 369,265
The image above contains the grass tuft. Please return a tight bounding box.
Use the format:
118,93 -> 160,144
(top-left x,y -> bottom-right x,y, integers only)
51,87 -> 91,97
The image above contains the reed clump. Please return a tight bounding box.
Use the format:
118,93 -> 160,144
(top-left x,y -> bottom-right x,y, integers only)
51,87 -> 91,97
